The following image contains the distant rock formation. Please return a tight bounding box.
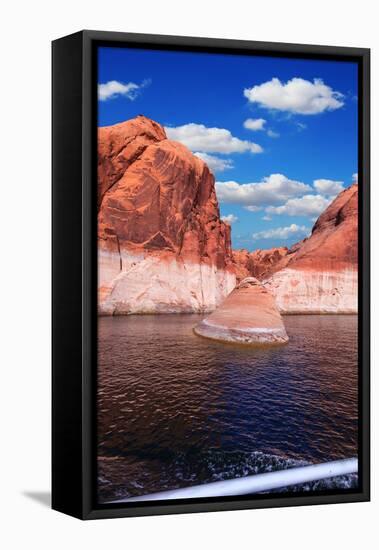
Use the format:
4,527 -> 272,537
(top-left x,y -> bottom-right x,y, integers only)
232,247 -> 288,282
194,277 -> 289,345
98,115 -> 236,315
263,184 -> 358,313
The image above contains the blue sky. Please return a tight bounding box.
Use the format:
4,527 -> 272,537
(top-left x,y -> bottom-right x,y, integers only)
98,46 -> 358,251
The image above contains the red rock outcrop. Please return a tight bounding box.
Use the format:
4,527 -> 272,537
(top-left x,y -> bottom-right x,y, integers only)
232,247 -> 288,282
98,115 -> 236,314
194,277 -> 289,345
263,184 -> 358,313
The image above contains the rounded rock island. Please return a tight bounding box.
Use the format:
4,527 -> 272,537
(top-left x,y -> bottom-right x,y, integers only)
194,277 -> 289,346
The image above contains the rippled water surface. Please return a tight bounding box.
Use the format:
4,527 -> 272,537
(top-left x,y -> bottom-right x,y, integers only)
97,314 -> 358,502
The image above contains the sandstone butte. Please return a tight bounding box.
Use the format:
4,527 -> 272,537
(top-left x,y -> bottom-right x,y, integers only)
98,115 -> 236,315
194,277 -> 289,345
232,184 -> 358,314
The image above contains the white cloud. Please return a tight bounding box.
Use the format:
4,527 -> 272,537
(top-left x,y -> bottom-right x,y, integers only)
267,129 -> 280,138
262,215 -> 272,221
352,172 -> 358,183
98,80 -> 145,101
313,179 -> 344,196
244,118 -> 280,139
252,223 -> 310,241
266,194 -> 332,217
245,205 -> 263,212
215,174 -> 311,207
194,152 -> 233,172
243,118 -> 266,131
165,123 -> 263,154
221,214 -> 238,224
244,77 -> 344,115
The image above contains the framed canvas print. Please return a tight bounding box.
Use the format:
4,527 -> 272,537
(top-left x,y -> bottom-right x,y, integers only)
52,30 -> 370,520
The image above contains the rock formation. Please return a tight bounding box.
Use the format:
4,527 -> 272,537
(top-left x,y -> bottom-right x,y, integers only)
263,184 -> 358,313
194,277 -> 289,345
98,115 -> 236,315
98,116 -> 358,317
232,247 -> 288,282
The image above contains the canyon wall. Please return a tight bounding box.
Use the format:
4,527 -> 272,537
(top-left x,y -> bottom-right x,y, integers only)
98,115 -> 236,315
263,184 -> 358,313
98,116 -> 358,317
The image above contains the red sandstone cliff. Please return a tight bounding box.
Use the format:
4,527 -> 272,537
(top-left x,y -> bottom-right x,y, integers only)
98,115 -> 236,314
273,183 -> 358,274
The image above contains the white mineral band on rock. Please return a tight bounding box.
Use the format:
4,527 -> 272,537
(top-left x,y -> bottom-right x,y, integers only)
194,320 -> 289,345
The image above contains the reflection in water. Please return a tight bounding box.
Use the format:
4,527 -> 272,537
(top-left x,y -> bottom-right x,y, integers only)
97,314 -> 358,502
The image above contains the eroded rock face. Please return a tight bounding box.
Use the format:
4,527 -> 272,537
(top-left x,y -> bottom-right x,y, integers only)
265,268 -> 357,314
263,184 -> 358,313
98,115 -> 236,314
232,247 -> 288,282
194,277 -> 289,345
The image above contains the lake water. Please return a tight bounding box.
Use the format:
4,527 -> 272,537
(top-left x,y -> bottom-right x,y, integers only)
97,314 -> 358,503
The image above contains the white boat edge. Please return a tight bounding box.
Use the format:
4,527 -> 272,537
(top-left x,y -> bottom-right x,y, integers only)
106,457 -> 358,503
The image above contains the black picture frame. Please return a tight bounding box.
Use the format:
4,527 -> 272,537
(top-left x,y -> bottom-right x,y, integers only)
52,30 -> 370,520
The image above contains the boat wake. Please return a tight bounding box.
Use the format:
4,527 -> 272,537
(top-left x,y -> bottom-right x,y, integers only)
98,450 -> 358,503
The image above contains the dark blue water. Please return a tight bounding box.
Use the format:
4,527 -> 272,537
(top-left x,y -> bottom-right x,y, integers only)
97,314 -> 358,502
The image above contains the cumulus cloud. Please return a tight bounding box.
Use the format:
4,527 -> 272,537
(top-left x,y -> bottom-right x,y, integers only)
194,152 -> 233,172
313,179 -> 344,196
243,118 -> 281,140
262,215 -> 272,221
221,214 -> 238,224
98,80 -> 148,101
244,77 -> 344,115
266,194 -> 332,217
165,123 -> 263,154
244,118 -> 280,139
352,172 -> 358,183
252,223 -> 310,241
243,118 -> 266,131
215,174 -> 311,207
